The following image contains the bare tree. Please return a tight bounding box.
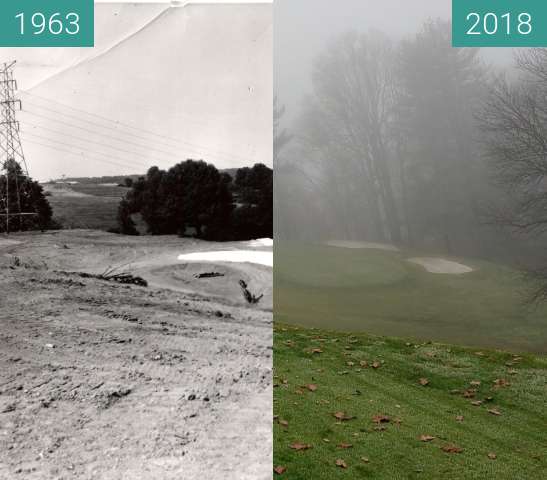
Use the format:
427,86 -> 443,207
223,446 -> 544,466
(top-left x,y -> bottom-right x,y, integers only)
479,49 -> 547,299
297,31 -> 402,243
479,51 -> 547,234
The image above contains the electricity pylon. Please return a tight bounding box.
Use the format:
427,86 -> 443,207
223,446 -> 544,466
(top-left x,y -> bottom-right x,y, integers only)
0,61 -> 35,234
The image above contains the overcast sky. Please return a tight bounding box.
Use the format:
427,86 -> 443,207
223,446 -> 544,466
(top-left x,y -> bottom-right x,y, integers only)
0,3 -> 272,181
275,0 -> 514,123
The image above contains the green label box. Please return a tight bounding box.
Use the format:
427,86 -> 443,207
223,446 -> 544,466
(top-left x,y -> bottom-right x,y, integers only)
453,0 -> 547,47
0,0 -> 94,47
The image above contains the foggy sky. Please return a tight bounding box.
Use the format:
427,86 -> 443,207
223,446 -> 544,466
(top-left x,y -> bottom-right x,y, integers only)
275,0 -> 514,123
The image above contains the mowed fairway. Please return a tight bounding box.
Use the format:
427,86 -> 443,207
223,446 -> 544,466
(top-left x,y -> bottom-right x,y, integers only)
273,325 -> 547,479
275,243 -> 547,354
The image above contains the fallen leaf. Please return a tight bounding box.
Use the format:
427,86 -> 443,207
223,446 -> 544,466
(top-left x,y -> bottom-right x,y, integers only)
337,443 -> 353,449
334,411 -> 355,421
360,360 -> 369,367
335,459 -> 348,469
274,466 -> 287,475
470,380 -> 481,386
419,378 -> 429,386
279,420 -> 288,428
361,457 -> 370,463
371,361 -> 381,369
419,435 -> 436,442
441,444 -> 463,454
372,414 -> 390,424
471,400 -> 483,406
488,453 -> 497,460
290,443 -> 312,451
488,408 -> 502,416
311,348 -> 323,354
493,379 -> 510,388
463,390 -> 476,398
456,415 -> 464,422
305,384 -> 318,392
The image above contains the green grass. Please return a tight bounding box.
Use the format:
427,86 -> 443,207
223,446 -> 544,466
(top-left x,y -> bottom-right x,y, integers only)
273,324 -> 547,479
275,243 -> 547,353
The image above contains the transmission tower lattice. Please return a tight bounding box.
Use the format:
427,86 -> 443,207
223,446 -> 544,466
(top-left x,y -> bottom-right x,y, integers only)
0,60 -> 36,234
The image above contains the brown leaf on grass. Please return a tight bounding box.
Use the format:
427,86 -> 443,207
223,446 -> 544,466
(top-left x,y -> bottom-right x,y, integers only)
347,361 -> 355,367
463,389 -> 477,398
361,457 -> 370,463
337,443 -> 353,449
279,419 -> 289,428
419,435 -> 436,442
274,466 -> 287,475
493,378 -> 510,389
372,414 -> 390,424
441,444 -> 463,454
305,384 -> 318,392
311,348 -> 323,354
371,361 -> 381,369
488,453 -> 497,460
359,360 -> 369,368
335,459 -> 348,469
471,400 -> 483,406
419,378 -> 429,386
290,443 -> 312,451
456,415 -> 464,422
334,411 -> 355,421
470,380 -> 481,386
488,408 -> 502,416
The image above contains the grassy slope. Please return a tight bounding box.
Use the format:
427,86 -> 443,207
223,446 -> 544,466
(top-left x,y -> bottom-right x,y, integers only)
274,324 -> 547,479
45,184 -> 128,231
275,243 -> 547,353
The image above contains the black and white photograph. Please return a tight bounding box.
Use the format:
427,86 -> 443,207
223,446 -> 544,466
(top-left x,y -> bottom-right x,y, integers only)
0,1 -> 272,479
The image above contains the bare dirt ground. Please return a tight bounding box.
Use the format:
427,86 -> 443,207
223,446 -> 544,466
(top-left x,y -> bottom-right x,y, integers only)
0,230 -> 272,479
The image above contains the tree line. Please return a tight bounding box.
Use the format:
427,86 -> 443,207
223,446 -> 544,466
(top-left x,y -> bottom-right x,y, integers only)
276,20 -> 547,270
118,160 -> 272,241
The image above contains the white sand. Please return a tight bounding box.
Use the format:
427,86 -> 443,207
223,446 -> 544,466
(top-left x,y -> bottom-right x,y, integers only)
326,240 -> 400,252
407,257 -> 474,274
178,250 -> 273,267
246,238 -> 273,248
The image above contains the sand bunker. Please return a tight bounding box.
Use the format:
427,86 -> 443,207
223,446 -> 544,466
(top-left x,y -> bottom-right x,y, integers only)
246,238 -> 273,248
326,240 -> 400,252
178,250 -> 273,267
408,257 -> 474,274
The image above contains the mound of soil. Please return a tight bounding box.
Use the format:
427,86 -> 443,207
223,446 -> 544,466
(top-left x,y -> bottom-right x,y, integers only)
0,231 -> 272,479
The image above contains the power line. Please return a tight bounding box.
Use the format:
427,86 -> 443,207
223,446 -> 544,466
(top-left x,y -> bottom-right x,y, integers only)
21,111 -> 192,161
24,138 -> 138,171
20,131 -> 150,171
20,91 -> 258,165
20,122 -> 166,164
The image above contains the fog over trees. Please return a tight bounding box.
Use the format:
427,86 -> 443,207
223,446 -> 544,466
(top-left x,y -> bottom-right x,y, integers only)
276,19 -> 547,270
